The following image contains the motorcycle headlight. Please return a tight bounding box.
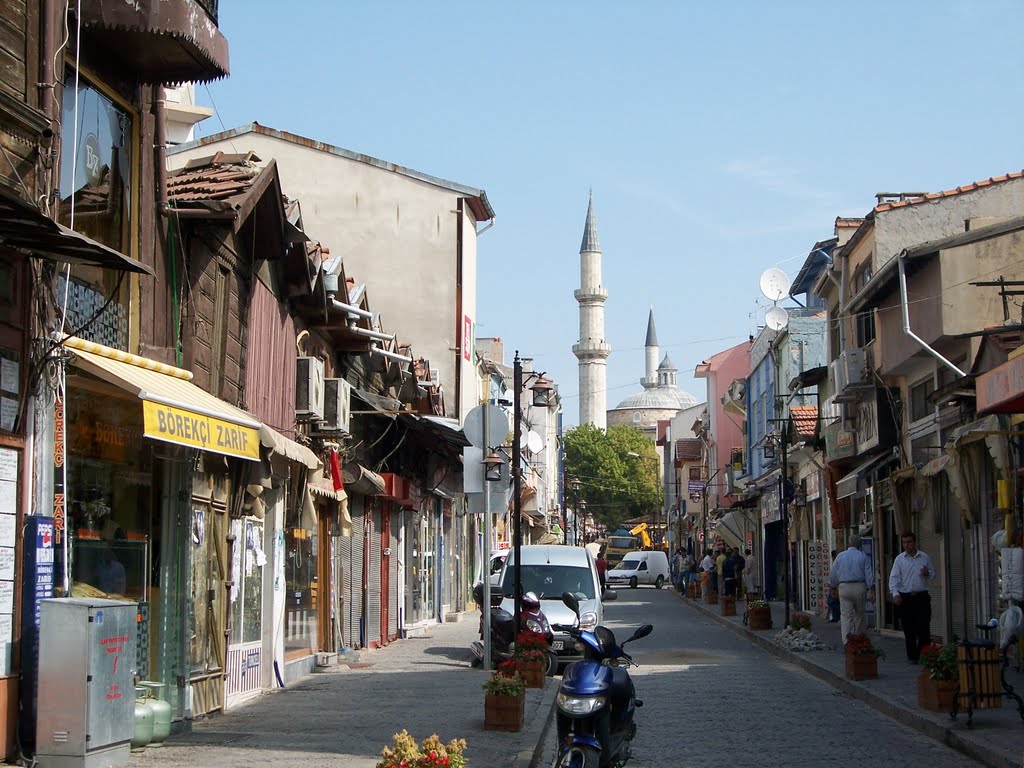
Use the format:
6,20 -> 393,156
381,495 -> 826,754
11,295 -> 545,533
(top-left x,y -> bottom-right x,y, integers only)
579,612 -> 598,630
525,619 -> 543,633
556,693 -> 607,715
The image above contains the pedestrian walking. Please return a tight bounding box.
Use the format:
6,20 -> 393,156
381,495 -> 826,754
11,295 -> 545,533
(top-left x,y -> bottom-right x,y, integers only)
596,549 -> 608,592
671,548 -> 684,589
681,551 -> 695,594
888,531 -> 935,663
826,549 -> 841,622
700,550 -> 714,598
828,533 -> 875,644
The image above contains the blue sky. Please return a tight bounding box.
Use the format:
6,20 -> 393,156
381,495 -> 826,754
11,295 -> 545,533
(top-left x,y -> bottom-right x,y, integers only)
201,1 -> 1024,426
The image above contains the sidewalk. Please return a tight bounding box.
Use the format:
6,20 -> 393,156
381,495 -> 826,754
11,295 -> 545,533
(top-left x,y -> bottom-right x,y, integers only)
677,590 -> 1024,768
135,620 -> 556,768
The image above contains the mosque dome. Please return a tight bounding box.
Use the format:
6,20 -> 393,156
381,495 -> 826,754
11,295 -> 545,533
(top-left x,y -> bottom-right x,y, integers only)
611,387 -> 698,412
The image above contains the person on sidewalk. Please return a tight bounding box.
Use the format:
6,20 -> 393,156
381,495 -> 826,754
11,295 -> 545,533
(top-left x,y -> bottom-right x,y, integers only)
888,531 -> 935,663
671,548 -> 684,589
826,549 -> 841,622
680,550 -> 695,594
700,549 -> 714,597
596,549 -> 608,592
743,548 -> 755,596
828,533 -> 875,644
715,548 -> 727,594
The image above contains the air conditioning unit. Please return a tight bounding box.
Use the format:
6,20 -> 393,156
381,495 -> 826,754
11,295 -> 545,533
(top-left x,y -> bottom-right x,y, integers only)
830,358 -> 849,400
321,377 -> 351,432
841,348 -> 868,388
296,357 -> 325,421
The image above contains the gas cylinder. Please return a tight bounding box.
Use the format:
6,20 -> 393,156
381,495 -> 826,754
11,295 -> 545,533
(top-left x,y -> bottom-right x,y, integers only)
132,687 -> 155,752
139,681 -> 172,747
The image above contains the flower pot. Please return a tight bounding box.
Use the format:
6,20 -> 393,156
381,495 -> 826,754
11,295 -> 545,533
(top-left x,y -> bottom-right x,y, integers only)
917,673 -> 957,712
519,659 -> 545,689
845,653 -> 878,680
720,596 -> 736,616
748,609 -> 772,631
484,692 -> 525,732
688,582 -> 700,599
706,591 -> 718,605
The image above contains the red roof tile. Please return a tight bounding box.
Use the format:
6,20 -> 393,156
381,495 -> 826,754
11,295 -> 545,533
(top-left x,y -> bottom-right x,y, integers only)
675,438 -> 702,462
790,406 -> 818,440
873,172 -> 1024,213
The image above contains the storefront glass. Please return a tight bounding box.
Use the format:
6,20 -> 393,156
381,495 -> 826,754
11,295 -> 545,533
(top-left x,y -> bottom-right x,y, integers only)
231,518 -> 264,645
406,507 -> 437,624
284,526 -> 318,656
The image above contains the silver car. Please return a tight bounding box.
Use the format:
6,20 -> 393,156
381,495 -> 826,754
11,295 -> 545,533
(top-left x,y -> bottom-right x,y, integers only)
497,545 -> 616,663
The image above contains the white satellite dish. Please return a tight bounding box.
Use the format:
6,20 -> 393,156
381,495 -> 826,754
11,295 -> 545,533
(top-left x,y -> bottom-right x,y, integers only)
526,430 -> 544,454
765,305 -> 790,331
759,268 -> 791,302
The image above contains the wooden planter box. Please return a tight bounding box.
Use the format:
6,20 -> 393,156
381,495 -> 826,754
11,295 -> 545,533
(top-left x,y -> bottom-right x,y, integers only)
747,609 -> 772,631
845,653 -> 878,680
706,591 -> 718,605
484,693 -> 525,731
688,582 -> 700,599
956,643 -> 1002,709
519,659 -> 545,689
917,673 -> 957,712
720,596 -> 736,616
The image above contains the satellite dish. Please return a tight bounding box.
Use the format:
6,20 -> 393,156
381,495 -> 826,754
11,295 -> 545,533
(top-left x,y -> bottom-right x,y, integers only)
759,268 -> 791,302
526,430 -> 544,454
765,306 -> 790,331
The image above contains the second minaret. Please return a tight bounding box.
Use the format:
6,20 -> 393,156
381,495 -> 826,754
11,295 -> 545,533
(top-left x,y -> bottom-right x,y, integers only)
573,193 -> 611,429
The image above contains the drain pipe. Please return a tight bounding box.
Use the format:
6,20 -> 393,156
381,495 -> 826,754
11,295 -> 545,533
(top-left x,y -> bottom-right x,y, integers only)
898,251 -> 965,377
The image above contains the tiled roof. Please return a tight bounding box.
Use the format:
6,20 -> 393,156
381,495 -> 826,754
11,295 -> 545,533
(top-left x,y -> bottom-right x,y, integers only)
834,217 -> 863,228
675,438 -> 702,461
790,406 -> 818,440
873,172 -> 1024,213
167,151 -> 264,203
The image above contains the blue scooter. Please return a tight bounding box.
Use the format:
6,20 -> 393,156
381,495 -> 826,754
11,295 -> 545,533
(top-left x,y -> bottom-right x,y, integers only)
551,592 -> 653,768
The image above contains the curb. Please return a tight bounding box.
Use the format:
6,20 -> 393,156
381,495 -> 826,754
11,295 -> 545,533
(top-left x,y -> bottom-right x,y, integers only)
515,683 -> 558,768
674,591 -> 1018,768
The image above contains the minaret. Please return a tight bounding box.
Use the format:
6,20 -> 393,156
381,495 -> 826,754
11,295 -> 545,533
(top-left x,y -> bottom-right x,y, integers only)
573,194 -> 611,429
642,307 -> 659,390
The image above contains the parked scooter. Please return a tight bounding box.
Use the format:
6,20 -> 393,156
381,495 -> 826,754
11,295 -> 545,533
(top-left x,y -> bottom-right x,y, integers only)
551,592 -> 652,768
470,584 -> 557,675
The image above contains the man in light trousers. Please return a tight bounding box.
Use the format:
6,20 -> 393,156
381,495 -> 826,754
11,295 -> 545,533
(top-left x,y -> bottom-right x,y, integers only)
827,533 -> 875,644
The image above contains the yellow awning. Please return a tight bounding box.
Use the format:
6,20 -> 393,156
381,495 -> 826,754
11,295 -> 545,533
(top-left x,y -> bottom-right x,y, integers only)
66,336 -> 260,461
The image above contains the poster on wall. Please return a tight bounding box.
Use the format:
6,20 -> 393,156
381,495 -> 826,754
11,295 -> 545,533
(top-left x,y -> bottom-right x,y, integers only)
463,315 -> 473,362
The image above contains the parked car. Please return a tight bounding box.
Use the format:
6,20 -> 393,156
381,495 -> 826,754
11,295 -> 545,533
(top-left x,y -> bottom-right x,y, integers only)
606,550 -> 671,589
476,549 -> 509,586
497,545 -> 616,664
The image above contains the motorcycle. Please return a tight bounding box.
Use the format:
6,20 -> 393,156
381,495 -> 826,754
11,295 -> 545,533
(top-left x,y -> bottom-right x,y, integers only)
551,592 -> 652,768
470,584 -> 558,675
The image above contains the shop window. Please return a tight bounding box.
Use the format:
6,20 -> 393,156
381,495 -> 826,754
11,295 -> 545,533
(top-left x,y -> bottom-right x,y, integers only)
230,518 -> 264,645
284,525 -> 318,656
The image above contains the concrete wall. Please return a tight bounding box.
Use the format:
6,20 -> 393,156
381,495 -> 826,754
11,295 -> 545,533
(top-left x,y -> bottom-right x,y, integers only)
170,132 -> 482,421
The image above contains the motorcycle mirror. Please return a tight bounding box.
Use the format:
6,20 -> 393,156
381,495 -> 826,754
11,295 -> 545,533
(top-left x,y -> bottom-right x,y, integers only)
627,624 -> 654,643
561,592 -> 580,616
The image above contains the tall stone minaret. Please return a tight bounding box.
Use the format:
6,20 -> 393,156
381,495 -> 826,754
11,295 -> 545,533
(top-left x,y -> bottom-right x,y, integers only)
573,194 -> 611,429
642,307 -> 659,390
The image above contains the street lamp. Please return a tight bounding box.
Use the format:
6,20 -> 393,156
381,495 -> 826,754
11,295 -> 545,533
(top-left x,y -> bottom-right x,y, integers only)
512,351 -> 552,635
483,451 -> 503,483
578,499 -> 587,545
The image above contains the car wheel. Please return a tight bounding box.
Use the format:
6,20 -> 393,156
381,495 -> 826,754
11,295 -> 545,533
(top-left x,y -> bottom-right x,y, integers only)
655,575 -> 664,589
629,576 -> 638,589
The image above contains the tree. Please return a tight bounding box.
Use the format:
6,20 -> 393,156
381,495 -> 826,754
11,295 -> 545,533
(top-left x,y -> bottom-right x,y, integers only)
562,424 -> 662,532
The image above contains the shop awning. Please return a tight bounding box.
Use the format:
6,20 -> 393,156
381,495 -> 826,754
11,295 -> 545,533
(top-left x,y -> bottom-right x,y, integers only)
836,452 -> 893,500
65,336 -> 260,461
919,455 -> 950,477
258,425 -> 320,470
714,510 -> 744,549
308,473 -> 352,537
0,186 -> 154,275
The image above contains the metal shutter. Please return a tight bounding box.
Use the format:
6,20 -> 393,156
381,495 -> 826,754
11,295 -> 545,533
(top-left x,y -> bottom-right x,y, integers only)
368,505 -> 383,647
916,505 -> 945,643
347,497 -> 365,649
388,510 -> 400,640
940,475 -> 971,640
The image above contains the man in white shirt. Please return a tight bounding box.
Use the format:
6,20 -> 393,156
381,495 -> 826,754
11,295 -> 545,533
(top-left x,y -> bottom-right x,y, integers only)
699,550 -> 714,599
827,533 -> 875,644
888,531 -> 935,663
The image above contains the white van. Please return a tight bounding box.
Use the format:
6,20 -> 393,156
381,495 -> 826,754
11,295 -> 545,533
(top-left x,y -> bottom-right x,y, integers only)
606,550 -> 671,589
498,545 -> 616,663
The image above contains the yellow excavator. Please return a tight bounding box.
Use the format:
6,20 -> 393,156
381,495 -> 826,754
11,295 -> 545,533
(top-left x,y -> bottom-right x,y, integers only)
629,522 -> 653,549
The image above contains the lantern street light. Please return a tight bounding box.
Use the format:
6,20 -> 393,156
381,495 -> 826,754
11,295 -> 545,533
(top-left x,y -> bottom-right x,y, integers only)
483,451 -> 503,483
512,351 -> 553,637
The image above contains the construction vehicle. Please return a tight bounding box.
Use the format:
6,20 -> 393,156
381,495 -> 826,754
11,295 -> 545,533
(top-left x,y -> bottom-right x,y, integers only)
630,522 -> 654,549
604,523 -> 655,567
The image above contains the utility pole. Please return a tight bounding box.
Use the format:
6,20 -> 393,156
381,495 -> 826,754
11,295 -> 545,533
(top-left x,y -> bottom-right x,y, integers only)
512,352 -> 523,636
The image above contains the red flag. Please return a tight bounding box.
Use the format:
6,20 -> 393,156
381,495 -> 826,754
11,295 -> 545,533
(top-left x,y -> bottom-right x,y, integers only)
330,449 -> 344,491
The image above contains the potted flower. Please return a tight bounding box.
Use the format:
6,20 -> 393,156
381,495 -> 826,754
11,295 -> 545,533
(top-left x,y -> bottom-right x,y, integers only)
917,642 -> 958,712
377,730 -> 467,768
745,599 -> 772,631
788,612 -> 812,632
483,663 -> 526,732
513,631 -> 548,688
844,633 -> 884,680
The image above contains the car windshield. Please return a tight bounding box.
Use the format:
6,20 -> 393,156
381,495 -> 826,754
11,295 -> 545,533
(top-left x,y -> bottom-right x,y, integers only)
612,561 -> 640,571
501,564 -> 595,601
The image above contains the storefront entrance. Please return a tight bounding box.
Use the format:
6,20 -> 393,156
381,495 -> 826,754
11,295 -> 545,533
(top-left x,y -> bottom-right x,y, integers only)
406,507 -> 437,625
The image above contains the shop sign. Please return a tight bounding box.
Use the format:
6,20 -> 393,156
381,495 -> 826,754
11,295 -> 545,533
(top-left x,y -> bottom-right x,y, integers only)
687,480 -> 705,494
823,423 -> 855,462
807,540 -> 829,614
142,401 -> 259,461
805,470 -> 820,501
760,483 -> 781,525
